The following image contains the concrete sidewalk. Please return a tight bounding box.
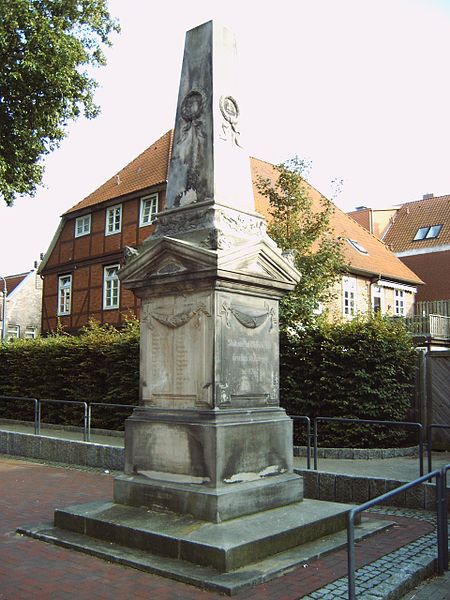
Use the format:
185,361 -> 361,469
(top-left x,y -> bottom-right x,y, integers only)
294,453 -> 450,482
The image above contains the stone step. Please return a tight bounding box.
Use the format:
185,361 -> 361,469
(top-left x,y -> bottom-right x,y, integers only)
51,498 -> 360,572
19,510 -> 392,595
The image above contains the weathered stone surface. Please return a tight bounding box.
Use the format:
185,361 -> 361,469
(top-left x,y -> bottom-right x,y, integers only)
335,474 -> 353,503
53,498 -> 359,572
352,477 -> 370,503
165,21 -> 254,213
318,473 -> 336,501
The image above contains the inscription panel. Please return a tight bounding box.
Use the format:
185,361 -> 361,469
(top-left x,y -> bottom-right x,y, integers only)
141,292 -> 213,408
217,292 -> 279,407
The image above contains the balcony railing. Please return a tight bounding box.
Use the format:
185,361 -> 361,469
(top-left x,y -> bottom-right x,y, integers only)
403,313 -> 450,341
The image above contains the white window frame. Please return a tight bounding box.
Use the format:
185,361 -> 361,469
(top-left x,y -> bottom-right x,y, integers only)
58,274 -> 72,316
371,285 -> 385,314
24,326 -> 37,339
105,204 -> 122,236
7,325 -> 20,340
140,193 -> 159,227
342,276 -> 357,317
395,289 -> 405,316
75,214 -> 91,238
103,264 -> 120,310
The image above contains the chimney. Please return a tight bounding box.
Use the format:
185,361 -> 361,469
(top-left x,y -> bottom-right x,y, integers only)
422,193 -> 434,200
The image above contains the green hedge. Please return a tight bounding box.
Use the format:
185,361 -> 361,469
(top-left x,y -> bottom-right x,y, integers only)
0,315 -> 417,447
0,319 -> 140,430
280,316 -> 417,448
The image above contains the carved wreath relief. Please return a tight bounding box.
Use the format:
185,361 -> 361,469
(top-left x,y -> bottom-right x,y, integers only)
219,95 -> 242,147
174,89 -> 209,207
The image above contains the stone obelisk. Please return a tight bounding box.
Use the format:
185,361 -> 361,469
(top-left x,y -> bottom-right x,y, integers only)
115,20 -> 302,523
22,22 -> 372,593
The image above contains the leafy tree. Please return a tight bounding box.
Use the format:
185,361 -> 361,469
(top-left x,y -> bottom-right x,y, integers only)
257,157 -> 348,326
0,0 -> 120,205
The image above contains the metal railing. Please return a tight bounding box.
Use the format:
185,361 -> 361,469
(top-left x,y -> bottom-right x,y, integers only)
0,396 -> 39,434
87,402 -> 136,442
290,415 -> 311,470
347,467 -> 447,600
313,416 -> 424,475
39,399 -> 89,441
403,314 -> 450,341
0,395 -> 137,442
428,424 -> 450,473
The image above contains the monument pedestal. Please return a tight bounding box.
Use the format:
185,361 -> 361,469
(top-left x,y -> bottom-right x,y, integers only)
114,406 -> 302,522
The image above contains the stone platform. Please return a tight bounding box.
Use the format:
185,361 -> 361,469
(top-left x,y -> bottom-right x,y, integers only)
19,498 -> 392,594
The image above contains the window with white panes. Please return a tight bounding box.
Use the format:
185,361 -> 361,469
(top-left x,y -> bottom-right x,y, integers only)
395,289 -> 405,316
372,285 -> 384,314
140,194 -> 159,226
342,276 -> 357,317
58,275 -> 72,316
75,214 -> 91,237
105,205 -> 122,235
7,325 -> 20,340
103,265 -> 120,309
25,326 -> 37,339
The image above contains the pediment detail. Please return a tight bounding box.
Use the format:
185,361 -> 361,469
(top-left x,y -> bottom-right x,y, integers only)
119,236 -> 217,286
217,239 -> 301,286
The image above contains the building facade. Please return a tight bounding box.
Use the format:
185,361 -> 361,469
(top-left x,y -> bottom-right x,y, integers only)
0,270 -> 42,340
39,131 -> 422,334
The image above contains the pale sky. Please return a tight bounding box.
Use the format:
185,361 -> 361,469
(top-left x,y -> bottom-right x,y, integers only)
2,0 -> 450,276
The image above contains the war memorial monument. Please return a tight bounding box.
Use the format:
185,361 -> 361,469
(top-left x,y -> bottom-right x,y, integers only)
22,21 -> 387,594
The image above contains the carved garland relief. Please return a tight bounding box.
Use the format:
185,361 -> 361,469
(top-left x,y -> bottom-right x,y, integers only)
221,302 -> 276,332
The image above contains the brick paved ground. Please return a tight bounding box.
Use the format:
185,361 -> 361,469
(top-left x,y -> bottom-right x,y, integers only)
0,456 -> 438,599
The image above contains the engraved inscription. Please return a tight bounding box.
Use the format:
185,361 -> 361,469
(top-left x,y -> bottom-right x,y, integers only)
175,332 -> 189,391
142,295 -> 213,408
219,298 -> 279,407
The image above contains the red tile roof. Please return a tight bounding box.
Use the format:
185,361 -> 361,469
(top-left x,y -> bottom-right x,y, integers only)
251,158 -> 422,286
62,131 -> 422,286
64,130 -> 172,215
383,194 -> 450,252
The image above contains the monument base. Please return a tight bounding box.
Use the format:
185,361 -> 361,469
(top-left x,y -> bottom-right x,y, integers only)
114,471 -> 302,523
19,499 -> 392,595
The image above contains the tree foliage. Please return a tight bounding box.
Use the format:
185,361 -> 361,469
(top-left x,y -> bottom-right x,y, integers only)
0,0 -> 120,205
257,157 -> 347,326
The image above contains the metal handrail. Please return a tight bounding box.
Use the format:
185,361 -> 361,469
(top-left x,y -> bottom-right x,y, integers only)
289,415 -> 311,470
428,424 -> 450,473
347,467 -> 446,600
441,464 -> 450,568
0,395 -> 40,434
39,399 -> 88,441
313,417 -> 424,475
87,402 -> 136,441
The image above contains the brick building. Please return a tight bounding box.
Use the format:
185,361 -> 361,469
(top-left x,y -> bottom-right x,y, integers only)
38,130 -> 422,333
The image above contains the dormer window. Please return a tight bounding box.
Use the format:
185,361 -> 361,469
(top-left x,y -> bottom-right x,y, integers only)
413,224 -> 442,241
347,239 -> 369,255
